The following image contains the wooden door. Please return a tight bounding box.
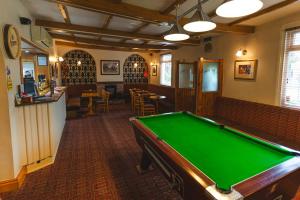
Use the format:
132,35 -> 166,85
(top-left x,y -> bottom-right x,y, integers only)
175,61 -> 197,112
196,59 -> 223,117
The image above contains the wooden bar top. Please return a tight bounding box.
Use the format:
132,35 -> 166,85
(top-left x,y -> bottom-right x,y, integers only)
15,87 -> 66,107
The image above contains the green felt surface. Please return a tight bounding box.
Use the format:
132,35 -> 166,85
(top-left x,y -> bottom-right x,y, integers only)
138,112 -> 294,191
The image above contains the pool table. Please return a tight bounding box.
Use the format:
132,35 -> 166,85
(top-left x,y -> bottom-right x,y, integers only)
130,112 -> 300,200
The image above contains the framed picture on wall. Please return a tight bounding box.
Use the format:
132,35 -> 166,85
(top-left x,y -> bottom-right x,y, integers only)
234,59 -> 258,80
152,65 -> 157,76
37,54 -> 48,66
101,60 -> 120,75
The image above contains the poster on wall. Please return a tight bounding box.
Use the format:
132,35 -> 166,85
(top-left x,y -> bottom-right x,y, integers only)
152,65 -> 157,76
234,60 -> 258,80
101,60 -> 120,75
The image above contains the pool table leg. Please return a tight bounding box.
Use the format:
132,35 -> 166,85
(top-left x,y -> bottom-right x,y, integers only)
136,151 -> 154,174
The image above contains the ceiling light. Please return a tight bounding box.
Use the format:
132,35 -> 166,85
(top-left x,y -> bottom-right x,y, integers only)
164,23 -> 190,41
77,60 -> 81,66
164,4 -> 190,41
183,0 -> 216,32
216,0 -> 263,18
25,50 -> 30,53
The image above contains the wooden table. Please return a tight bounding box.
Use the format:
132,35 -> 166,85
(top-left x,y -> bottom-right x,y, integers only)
82,90 -> 98,115
146,94 -> 166,113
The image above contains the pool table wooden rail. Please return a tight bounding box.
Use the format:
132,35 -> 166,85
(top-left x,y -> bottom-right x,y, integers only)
130,113 -> 300,200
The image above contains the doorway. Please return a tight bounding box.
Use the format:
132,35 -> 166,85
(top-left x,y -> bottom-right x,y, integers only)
175,61 -> 197,112
196,59 -> 223,117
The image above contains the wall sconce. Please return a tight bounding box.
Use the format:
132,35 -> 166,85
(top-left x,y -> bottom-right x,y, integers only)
236,49 -> 247,57
49,56 -> 64,63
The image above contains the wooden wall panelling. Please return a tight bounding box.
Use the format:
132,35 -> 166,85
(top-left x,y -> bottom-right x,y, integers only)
214,97 -> 300,149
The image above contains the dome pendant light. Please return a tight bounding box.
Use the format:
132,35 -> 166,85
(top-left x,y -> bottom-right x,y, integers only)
216,0 -> 263,18
164,5 -> 190,41
183,0 -> 216,32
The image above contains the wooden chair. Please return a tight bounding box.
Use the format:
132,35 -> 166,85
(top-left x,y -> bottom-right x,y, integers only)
94,90 -> 110,112
139,94 -> 156,116
133,92 -> 141,115
129,89 -> 134,112
79,96 -> 89,116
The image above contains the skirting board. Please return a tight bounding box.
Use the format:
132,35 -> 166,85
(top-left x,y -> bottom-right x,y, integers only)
0,166 -> 27,193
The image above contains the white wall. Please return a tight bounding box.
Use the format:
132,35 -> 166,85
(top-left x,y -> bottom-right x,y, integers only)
56,45 -> 158,83
198,12 -> 300,105
0,0 -> 34,180
149,46 -> 202,87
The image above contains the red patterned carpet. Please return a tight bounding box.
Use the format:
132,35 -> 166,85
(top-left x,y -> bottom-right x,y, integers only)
1,104 -> 181,200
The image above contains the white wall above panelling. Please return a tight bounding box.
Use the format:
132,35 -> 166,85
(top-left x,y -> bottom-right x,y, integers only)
67,6 -> 108,27
56,45 -> 157,83
21,0 -> 64,22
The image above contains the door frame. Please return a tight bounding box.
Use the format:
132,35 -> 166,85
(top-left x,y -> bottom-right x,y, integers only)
196,58 -> 223,116
175,61 -> 198,112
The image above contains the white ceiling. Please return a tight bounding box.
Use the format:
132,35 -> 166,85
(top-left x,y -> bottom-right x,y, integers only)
68,6 -> 109,28
21,0 -> 300,47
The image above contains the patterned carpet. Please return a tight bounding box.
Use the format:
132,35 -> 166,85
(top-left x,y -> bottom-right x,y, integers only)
1,104 -> 299,200
1,104 -> 181,200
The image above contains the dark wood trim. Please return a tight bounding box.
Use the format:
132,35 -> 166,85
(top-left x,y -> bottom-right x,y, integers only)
52,33 -> 178,50
45,0 -> 255,34
97,81 -> 124,84
229,0 -> 298,25
36,19 -> 200,46
0,166 -> 27,193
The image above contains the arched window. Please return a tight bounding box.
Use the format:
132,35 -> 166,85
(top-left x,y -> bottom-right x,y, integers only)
61,50 -> 96,85
123,54 -> 148,84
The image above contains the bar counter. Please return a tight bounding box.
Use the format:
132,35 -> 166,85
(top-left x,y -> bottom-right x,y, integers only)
15,87 -> 66,172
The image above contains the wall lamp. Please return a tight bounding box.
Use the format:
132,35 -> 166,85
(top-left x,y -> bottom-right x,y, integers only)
236,49 -> 247,57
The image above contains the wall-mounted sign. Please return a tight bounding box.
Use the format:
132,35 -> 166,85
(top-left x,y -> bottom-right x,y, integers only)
3,24 -> 21,59
6,67 -> 13,90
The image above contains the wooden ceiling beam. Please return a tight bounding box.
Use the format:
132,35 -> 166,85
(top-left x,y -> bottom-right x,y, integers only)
229,0 -> 298,25
57,3 -> 71,23
51,33 -> 177,50
55,41 -> 159,53
45,0 -> 254,34
36,19 -> 200,45
102,15 -> 113,29
161,0 -> 187,15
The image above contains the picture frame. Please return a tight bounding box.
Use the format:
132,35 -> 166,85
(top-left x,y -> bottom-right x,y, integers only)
100,60 -> 120,75
151,65 -> 157,76
234,59 -> 258,80
37,54 -> 48,66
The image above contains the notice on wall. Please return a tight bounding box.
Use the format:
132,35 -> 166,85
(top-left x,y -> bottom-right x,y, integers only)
6,67 -> 12,90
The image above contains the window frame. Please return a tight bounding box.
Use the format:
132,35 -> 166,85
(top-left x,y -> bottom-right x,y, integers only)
160,53 -> 172,87
280,27 -> 300,109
